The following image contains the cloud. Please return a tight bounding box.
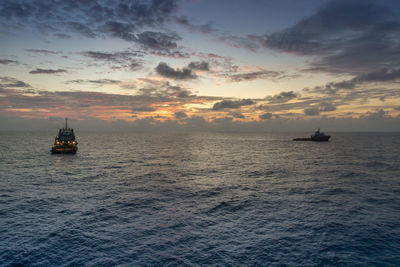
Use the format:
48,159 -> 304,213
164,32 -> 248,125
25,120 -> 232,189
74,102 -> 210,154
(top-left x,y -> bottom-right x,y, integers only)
3,113 -> 400,132
266,91 -> 298,103
133,80 -> 199,100
318,102 -> 337,112
65,79 -> 120,86
155,62 -> 196,80
26,49 -> 59,55
224,70 -> 281,82
29,68 -> 67,74
80,50 -> 144,70
212,99 -> 255,110
0,59 -> 18,64
311,67 -> 400,95
132,106 -> 156,112
54,33 -> 71,39
0,0 -> 179,48
135,31 -> 181,51
154,61 -> 209,80
174,111 -> 188,119
354,68 -> 400,82
0,76 -> 30,88
304,108 -> 320,116
219,35 -> 260,52
362,109 -> 386,120
81,51 -> 117,61
256,0 -> 400,74
67,22 -> 97,38
81,51 -> 143,62
98,21 -> 136,41
0,77 -> 399,132
173,16 -> 216,34
129,62 -> 143,71
259,113 -> 273,120
187,61 -> 209,71
230,112 -> 245,119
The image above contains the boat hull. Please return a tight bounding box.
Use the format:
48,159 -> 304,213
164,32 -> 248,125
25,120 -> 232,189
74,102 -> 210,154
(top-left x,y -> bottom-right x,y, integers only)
51,145 -> 78,154
293,136 -> 330,141
311,136 -> 330,141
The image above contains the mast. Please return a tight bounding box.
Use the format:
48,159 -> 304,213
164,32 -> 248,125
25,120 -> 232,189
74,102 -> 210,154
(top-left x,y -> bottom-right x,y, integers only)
65,118 -> 68,129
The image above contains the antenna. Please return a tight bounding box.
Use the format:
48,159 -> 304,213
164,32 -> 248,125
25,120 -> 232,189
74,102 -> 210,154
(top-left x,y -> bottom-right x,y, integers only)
65,118 -> 68,129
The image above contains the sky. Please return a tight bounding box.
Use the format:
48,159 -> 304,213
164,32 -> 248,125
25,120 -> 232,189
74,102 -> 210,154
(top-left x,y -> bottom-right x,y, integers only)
1,0 -> 400,131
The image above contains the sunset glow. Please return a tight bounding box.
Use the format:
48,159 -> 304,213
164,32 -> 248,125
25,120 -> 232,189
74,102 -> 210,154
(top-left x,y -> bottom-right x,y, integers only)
1,0 -> 400,131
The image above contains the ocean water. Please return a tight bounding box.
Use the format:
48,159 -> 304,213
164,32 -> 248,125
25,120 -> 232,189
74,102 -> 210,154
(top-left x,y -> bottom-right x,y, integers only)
0,131 -> 399,266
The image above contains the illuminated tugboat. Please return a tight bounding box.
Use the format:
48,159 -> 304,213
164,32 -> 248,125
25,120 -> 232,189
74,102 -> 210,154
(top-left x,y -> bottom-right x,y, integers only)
293,128 -> 331,142
51,118 -> 78,154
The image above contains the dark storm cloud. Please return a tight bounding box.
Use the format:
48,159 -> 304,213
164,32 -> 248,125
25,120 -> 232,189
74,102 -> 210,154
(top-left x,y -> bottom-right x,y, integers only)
173,16 -> 216,34
155,62 -> 196,80
212,99 -> 255,110
266,91 -> 298,104
29,68 -> 67,74
174,111 -> 188,119
256,0 -> 400,74
0,0 -> 179,49
0,59 -> 18,64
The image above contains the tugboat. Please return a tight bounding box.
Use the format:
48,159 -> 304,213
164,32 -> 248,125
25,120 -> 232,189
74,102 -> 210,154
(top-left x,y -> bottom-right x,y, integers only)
51,118 -> 78,154
293,128 -> 331,142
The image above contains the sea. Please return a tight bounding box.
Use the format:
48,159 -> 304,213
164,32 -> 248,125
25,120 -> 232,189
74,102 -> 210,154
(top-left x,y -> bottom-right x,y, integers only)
0,131 -> 399,266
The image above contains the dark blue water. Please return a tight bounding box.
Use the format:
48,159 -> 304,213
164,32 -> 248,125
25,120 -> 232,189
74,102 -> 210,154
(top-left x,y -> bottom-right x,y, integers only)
1,132 -> 399,266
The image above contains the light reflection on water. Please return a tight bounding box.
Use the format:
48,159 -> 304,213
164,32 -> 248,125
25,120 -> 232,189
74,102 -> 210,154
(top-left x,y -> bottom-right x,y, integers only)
1,131 -> 399,266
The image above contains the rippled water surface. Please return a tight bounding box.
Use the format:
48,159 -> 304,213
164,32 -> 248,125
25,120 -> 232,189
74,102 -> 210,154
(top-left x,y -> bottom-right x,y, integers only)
1,132 -> 400,266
